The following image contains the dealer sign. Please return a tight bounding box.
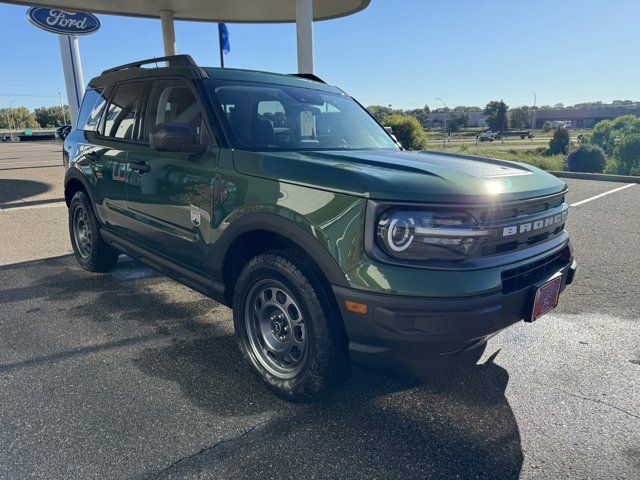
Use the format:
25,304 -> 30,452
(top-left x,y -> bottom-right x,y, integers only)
27,8 -> 100,35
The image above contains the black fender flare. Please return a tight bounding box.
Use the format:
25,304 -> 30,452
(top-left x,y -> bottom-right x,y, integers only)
211,213 -> 350,289
63,167 -> 92,205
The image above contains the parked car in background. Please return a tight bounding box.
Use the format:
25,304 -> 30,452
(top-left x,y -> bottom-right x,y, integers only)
56,125 -> 72,140
478,132 -> 495,142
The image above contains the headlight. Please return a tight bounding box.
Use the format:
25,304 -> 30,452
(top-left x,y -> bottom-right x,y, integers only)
376,209 -> 489,261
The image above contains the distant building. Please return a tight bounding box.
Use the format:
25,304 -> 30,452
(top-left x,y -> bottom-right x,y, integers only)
532,107 -> 640,129
425,106 -> 640,130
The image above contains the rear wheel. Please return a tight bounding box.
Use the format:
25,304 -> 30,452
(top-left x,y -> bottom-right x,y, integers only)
69,191 -> 119,272
233,250 -> 349,401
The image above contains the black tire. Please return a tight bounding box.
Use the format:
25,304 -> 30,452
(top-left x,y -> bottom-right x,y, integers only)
233,249 -> 349,401
68,191 -> 119,272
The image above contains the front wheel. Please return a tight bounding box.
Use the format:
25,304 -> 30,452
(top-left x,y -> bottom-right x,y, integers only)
233,250 -> 349,401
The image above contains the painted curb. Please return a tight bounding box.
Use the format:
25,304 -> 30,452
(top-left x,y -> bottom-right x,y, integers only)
549,171 -> 640,183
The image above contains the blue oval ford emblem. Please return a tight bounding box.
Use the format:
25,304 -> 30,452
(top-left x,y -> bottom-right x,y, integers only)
27,8 -> 100,36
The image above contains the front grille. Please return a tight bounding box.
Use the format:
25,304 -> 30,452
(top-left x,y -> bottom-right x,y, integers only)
501,246 -> 571,294
479,195 -> 564,223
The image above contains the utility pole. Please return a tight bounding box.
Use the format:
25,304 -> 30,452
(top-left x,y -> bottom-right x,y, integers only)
435,97 -> 447,149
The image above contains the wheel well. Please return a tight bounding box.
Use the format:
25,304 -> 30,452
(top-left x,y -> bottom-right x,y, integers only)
222,230 -> 333,306
64,178 -> 86,206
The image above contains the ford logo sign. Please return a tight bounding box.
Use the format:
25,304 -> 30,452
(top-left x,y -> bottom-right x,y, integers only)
27,8 -> 100,36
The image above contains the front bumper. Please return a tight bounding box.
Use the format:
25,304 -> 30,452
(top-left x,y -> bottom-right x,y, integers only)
333,257 -> 576,374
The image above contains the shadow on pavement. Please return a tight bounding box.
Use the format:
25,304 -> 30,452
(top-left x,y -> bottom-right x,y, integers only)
134,334 -> 522,479
0,178 -> 51,205
1,254 -> 523,479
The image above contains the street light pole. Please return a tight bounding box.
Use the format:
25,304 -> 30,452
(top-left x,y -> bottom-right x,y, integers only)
435,97 -> 447,149
8,100 -> 15,137
58,92 -> 67,126
531,91 -> 537,138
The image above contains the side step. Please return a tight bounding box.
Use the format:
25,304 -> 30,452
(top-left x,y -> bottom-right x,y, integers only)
101,228 -> 226,305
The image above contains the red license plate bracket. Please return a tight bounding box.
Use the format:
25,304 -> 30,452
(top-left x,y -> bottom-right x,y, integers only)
528,274 -> 562,322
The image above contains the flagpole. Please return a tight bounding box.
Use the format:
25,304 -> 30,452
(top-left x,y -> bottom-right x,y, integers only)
218,23 -> 224,68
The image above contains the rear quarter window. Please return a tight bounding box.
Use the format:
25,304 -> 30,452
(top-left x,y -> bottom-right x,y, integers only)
77,88 -> 108,132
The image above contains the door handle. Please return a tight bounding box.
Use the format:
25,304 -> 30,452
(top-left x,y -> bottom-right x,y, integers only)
130,161 -> 151,173
85,151 -> 98,162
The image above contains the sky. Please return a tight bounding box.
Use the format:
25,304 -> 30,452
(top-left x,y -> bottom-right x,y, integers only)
1,0 -> 639,110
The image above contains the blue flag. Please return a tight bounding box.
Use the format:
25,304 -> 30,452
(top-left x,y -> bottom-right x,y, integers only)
218,23 -> 230,54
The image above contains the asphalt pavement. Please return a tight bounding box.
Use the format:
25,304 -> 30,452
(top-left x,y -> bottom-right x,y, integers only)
0,142 -> 638,479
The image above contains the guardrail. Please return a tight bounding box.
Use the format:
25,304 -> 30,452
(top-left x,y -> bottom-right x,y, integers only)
1,129 -> 58,142
550,171 -> 640,183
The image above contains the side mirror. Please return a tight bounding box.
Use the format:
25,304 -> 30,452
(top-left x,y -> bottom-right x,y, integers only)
149,123 -> 206,154
384,126 -> 399,145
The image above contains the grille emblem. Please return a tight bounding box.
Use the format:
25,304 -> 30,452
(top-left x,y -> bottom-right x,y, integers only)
502,210 -> 568,237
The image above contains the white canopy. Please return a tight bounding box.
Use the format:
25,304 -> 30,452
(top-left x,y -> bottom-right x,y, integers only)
5,0 -> 370,22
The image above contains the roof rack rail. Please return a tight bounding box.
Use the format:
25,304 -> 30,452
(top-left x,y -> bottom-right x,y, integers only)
101,54 -> 198,75
290,73 -> 326,83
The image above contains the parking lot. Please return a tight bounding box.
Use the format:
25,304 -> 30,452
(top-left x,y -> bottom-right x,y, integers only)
1,141 -> 638,479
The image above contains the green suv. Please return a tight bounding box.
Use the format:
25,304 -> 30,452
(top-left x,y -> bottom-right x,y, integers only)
64,55 -> 576,400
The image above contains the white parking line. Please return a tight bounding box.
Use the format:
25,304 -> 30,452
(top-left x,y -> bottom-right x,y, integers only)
570,183 -> 636,207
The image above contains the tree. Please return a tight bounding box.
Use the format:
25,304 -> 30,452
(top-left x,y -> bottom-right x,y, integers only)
446,111 -> 469,133
587,115 -> 640,154
383,114 -> 429,150
483,100 -> 509,132
613,134 -> 640,175
542,121 -> 552,132
547,127 -> 571,155
0,107 -> 39,130
366,105 -> 396,123
34,105 -> 70,127
405,105 -> 430,129
509,106 -> 530,129
454,105 -> 481,112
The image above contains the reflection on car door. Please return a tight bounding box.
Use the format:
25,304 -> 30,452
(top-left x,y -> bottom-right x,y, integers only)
91,81 -> 146,236
125,78 -> 220,272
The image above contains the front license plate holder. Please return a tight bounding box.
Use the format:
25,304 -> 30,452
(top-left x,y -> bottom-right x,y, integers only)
527,273 -> 562,322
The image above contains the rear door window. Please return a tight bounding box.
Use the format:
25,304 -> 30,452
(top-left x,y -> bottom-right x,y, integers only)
102,82 -> 145,140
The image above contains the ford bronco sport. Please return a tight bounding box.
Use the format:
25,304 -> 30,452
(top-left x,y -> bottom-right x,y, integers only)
64,55 -> 576,400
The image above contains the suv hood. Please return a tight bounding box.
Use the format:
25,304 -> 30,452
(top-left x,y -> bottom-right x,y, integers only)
233,149 -> 567,203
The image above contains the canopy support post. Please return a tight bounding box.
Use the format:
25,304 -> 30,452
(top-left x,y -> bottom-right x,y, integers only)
296,0 -> 314,74
160,10 -> 176,56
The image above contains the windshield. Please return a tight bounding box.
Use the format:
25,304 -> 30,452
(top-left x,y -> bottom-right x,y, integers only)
207,81 -> 399,151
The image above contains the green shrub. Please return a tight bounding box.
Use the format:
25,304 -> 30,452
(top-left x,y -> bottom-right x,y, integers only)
547,127 -> 570,155
604,159 -> 620,174
587,115 -> 640,154
565,144 -> 606,173
383,114 -> 429,150
613,134 -> 640,175
542,121 -> 552,132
